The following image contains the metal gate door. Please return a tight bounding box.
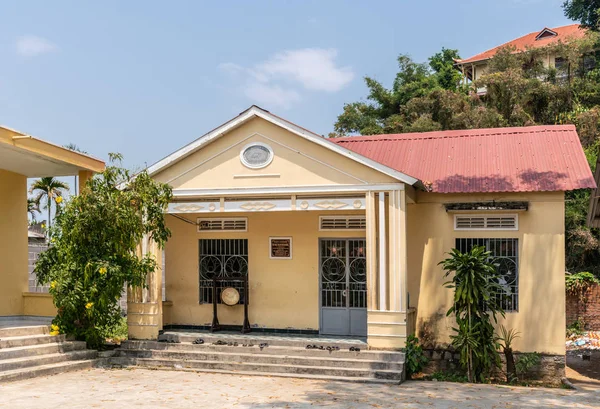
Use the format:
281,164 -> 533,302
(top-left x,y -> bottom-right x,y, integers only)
319,239 -> 367,336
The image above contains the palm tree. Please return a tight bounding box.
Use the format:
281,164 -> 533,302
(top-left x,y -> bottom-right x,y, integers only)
27,197 -> 40,220
29,177 -> 69,229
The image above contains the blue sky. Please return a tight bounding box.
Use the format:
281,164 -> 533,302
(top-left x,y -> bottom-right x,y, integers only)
1,0 -> 571,170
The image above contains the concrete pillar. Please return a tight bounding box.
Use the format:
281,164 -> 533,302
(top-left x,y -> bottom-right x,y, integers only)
367,188 -> 409,349
127,235 -> 163,339
77,170 -> 94,194
365,192 -> 377,311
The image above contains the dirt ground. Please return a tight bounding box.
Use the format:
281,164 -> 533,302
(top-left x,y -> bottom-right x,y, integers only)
567,349 -> 600,391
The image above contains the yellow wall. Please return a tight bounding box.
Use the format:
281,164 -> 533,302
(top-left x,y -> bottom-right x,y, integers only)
164,211 -> 365,330
152,117 -> 396,189
407,191 -> 565,355
0,170 -> 27,316
22,293 -> 55,317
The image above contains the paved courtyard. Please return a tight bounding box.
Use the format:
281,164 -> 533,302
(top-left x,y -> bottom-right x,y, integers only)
0,368 -> 597,408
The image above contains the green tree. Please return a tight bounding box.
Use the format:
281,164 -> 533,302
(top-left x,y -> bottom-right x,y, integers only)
440,247 -> 504,382
429,48 -> 463,91
564,0 -> 600,30
27,197 -> 40,221
29,177 -> 69,229
34,154 -> 172,348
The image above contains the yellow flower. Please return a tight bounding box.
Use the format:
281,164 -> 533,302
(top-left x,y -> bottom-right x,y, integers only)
85,302 -> 93,310
50,281 -> 57,289
55,196 -> 63,204
99,267 -> 107,275
50,324 -> 60,336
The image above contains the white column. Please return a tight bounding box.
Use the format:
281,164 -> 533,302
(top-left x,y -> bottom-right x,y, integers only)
378,192 -> 387,311
365,192 -> 377,310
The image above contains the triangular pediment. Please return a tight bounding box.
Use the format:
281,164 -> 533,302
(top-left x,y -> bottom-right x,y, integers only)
149,106 -> 419,190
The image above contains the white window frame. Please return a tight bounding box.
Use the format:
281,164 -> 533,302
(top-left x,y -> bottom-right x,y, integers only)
319,215 -> 367,231
239,142 -> 274,169
454,214 -> 518,231
197,217 -> 248,233
269,236 -> 293,260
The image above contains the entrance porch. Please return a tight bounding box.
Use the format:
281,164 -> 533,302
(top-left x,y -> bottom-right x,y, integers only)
128,185 -> 416,349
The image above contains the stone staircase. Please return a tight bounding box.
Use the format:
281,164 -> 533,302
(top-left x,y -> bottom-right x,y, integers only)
109,332 -> 405,384
0,324 -> 97,382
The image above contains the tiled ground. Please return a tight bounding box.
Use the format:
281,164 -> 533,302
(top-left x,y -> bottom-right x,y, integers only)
0,368 -> 597,409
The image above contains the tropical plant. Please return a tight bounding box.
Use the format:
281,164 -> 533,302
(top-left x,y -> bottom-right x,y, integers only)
515,352 -> 541,380
497,326 -> 521,383
439,246 -> 505,382
27,197 -> 40,220
34,154 -> 172,348
566,271 -> 600,297
29,177 -> 69,229
402,335 -> 429,378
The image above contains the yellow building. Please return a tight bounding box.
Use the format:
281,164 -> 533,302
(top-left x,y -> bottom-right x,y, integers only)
128,106 -> 594,366
0,125 -> 104,319
455,24 -> 589,93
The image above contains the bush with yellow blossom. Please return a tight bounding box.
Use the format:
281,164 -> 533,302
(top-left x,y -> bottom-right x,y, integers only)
35,154 -> 172,349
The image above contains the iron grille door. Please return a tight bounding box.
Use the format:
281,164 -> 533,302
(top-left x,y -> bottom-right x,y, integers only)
320,239 -> 367,336
199,239 -> 248,305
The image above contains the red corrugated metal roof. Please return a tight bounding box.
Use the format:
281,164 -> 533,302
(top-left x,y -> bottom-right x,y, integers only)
332,125 -> 596,193
457,24 -> 586,65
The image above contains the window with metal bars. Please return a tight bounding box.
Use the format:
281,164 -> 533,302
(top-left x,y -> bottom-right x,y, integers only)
198,239 -> 248,305
455,238 -> 519,312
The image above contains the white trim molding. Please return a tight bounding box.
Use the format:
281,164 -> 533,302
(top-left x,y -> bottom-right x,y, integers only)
172,183 -> 404,198
145,105 -> 420,186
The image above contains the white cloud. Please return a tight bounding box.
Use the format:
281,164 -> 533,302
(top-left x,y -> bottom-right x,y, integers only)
256,48 -> 354,92
16,35 -> 57,57
219,48 -> 353,109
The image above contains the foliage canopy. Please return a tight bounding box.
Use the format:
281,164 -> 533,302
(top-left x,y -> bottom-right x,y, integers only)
35,154 -> 172,348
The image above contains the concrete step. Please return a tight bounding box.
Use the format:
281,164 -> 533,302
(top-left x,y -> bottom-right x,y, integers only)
110,356 -> 404,381
119,348 -> 403,370
0,341 -> 87,360
0,325 -> 49,338
0,349 -> 97,372
159,332 -> 367,348
122,340 -> 404,361
114,363 -> 401,384
0,334 -> 66,349
0,359 -> 96,383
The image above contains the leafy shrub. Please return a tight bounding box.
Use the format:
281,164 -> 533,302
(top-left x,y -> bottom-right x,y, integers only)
402,335 -> 429,378
566,318 -> 586,337
35,155 -> 172,349
515,352 -> 541,380
566,272 -> 599,296
430,370 -> 468,383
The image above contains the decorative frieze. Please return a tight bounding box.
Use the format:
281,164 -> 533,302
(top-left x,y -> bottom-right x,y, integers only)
168,197 -> 366,213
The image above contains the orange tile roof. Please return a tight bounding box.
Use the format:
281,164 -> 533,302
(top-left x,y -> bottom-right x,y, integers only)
457,24 -> 587,65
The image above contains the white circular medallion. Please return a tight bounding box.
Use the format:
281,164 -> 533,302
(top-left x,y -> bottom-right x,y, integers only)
240,142 -> 273,169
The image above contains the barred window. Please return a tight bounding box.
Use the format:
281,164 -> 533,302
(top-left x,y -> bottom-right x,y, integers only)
455,238 -> 519,312
199,239 -> 248,305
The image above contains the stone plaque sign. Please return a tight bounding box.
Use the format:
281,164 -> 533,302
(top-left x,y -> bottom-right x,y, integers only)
270,237 -> 292,259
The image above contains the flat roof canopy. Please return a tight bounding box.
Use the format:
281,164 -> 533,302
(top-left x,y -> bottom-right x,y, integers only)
0,125 -> 104,177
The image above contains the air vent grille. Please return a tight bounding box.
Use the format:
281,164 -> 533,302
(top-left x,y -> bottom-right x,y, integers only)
198,218 -> 247,232
455,214 -> 517,230
320,216 -> 366,230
